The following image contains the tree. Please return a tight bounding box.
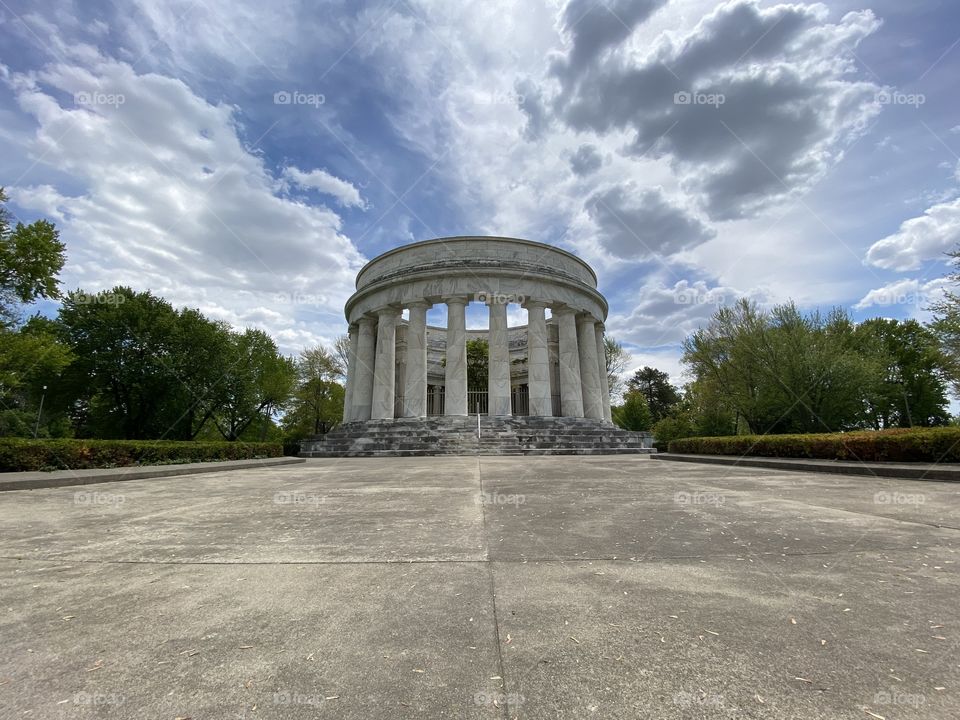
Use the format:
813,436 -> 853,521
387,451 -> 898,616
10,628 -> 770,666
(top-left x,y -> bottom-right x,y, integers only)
604,336 -> 631,403
283,346 -> 344,437
0,317 -> 73,436
466,338 -> 488,390
931,246 -> 960,394
683,300 -> 877,434
333,333 -> 350,381
58,288 -> 188,439
612,391 -> 653,431
626,366 -> 681,422
855,318 -> 950,428
211,329 -> 296,441
0,188 -> 66,326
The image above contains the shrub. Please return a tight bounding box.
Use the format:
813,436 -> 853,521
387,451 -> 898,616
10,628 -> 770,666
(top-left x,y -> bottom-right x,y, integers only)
612,391 -> 653,431
667,427 -> 960,463
0,438 -> 283,472
652,414 -> 697,447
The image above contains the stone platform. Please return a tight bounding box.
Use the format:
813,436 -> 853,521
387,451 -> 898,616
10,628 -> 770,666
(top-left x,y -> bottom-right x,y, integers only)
299,416 -> 656,457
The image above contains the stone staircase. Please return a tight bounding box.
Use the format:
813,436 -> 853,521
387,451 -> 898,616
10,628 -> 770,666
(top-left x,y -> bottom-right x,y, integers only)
299,416 -> 656,457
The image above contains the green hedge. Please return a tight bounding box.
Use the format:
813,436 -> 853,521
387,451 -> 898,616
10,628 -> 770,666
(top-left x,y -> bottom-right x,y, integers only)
667,428 -> 960,463
0,438 -> 284,472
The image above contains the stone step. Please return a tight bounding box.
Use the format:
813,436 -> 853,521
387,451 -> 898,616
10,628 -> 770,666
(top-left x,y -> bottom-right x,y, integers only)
301,416 -> 655,458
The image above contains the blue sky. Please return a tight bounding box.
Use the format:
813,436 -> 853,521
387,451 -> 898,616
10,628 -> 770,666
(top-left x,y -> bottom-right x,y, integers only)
1,0 -> 958,388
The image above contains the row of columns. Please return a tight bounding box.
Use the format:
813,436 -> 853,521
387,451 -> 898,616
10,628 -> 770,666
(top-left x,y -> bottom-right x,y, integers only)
343,298 -> 612,423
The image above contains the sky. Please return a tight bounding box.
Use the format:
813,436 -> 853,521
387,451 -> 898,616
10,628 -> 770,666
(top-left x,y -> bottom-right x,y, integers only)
1,0 -> 959,389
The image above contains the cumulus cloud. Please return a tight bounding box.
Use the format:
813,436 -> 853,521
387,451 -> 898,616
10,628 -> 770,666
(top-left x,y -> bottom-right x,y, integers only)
569,143 -> 603,176
4,53 -> 364,353
554,0 -> 669,82
606,278 -> 757,346
585,185 -> 714,259
283,166 -> 367,208
865,196 -> 960,271
854,277 -> 949,310
547,0 -> 882,219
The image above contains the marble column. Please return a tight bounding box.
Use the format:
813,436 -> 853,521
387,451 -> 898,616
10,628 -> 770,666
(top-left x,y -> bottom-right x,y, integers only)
594,323 -> 612,422
403,301 -> 430,417
524,300 -> 552,416
342,324 -> 359,422
487,300 -> 512,416
444,297 -> 468,415
577,315 -> 604,420
554,307 -> 584,418
371,307 -> 400,420
351,316 -> 377,421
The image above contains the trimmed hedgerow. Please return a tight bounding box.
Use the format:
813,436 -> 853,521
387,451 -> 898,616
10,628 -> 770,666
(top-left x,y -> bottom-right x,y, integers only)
667,428 -> 960,463
0,438 -> 283,472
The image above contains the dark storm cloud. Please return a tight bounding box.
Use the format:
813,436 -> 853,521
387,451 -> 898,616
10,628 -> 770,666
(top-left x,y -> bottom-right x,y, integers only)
585,184 -> 715,259
550,0 -> 881,219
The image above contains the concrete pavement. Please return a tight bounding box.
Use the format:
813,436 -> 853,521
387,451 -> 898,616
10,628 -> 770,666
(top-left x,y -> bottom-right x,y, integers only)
0,456 -> 957,718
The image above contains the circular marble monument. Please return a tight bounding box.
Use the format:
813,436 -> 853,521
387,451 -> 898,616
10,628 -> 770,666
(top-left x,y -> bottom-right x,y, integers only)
341,236 -> 612,423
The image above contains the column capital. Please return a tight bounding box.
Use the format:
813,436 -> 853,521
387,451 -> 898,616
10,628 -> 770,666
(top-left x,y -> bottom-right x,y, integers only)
375,305 -> 402,319
406,299 -> 432,310
522,299 -> 549,310
576,313 -> 598,327
357,315 -> 377,328
551,304 -> 577,317
442,295 -> 470,307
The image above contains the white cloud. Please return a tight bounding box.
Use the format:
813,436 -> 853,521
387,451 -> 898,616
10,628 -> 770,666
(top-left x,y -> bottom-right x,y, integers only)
4,53 -> 365,354
854,277 -> 949,311
865,196 -> 960,271
606,278 -> 760,347
283,166 -> 367,209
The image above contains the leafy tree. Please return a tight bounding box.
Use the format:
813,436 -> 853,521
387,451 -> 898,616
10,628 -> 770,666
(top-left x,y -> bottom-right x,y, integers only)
612,390 -> 653,431
855,318 -> 950,428
466,338 -> 489,390
604,336 -> 630,403
931,246 -> 960,393
165,309 -> 234,439
211,329 -> 296,441
626,366 -> 681,421
0,188 -> 66,325
58,288 -> 187,438
283,345 -> 344,437
0,317 -> 73,436
683,300 -> 877,434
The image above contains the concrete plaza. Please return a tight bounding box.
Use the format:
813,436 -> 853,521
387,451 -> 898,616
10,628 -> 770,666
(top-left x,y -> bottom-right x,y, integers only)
1,456 -> 957,718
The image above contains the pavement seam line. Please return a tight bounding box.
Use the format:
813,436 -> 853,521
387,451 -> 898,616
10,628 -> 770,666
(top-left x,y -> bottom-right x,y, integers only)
477,454 -> 511,720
